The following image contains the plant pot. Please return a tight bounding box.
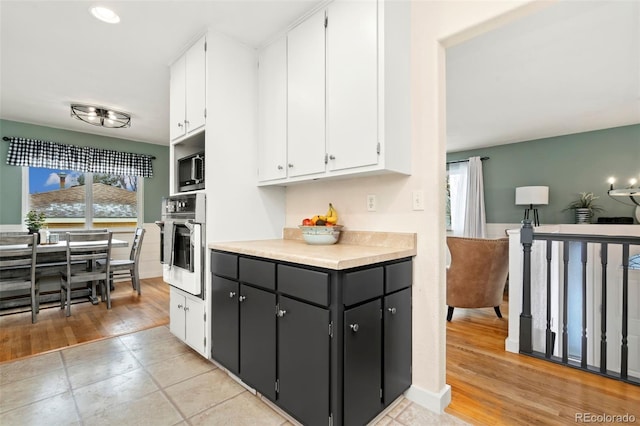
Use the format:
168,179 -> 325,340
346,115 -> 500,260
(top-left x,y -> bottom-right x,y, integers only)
575,208 -> 591,224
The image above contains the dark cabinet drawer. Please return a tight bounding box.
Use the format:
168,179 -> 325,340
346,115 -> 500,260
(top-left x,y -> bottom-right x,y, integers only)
211,251 -> 238,279
385,260 -> 412,293
278,264 -> 329,306
343,267 -> 383,306
239,257 -> 275,290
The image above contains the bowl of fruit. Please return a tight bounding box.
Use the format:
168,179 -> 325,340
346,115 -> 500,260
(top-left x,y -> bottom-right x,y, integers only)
299,203 -> 342,245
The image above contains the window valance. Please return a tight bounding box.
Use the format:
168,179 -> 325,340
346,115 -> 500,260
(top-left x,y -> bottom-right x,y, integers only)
4,136 -> 154,178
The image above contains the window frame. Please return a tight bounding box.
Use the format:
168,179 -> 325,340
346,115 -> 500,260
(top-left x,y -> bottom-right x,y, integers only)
22,167 -> 145,231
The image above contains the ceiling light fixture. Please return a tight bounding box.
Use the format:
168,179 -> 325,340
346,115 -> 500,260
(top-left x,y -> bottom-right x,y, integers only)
70,104 -> 131,128
90,6 -> 120,24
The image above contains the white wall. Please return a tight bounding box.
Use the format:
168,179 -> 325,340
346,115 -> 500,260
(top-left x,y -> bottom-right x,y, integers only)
285,0 -> 540,413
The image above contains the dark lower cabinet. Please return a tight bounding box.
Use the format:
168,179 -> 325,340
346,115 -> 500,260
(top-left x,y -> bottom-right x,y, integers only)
239,284 -> 276,401
384,288 -> 412,404
344,299 -> 382,426
278,296 -> 330,426
211,276 -> 239,374
211,251 -> 412,426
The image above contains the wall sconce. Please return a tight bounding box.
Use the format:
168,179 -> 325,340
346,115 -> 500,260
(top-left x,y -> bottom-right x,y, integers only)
70,104 -> 131,128
516,186 -> 549,226
607,176 -> 639,206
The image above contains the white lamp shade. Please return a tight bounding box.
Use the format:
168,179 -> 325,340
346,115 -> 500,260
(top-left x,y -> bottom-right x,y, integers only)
516,186 -> 549,205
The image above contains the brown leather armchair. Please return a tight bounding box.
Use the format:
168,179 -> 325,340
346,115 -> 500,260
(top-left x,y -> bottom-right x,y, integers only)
446,236 -> 510,321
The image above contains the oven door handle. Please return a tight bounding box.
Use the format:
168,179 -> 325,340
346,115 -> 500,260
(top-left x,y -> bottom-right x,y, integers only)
184,219 -> 195,232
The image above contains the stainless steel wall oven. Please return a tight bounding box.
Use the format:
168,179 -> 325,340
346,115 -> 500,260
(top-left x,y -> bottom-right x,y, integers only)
156,193 -> 206,297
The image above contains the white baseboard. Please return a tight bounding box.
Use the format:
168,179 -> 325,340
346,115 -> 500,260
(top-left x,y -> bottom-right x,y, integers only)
505,336 -> 520,353
404,383 -> 451,414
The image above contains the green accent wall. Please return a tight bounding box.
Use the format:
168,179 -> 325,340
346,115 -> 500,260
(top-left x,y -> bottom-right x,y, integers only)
0,119 -> 169,225
446,124 -> 640,224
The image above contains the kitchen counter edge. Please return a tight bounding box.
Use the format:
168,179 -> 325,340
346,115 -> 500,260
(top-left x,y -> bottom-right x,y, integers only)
208,232 -> 416,270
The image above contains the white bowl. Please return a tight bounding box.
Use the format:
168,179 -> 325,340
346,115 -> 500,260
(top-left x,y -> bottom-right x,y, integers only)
299,225 -> 342,245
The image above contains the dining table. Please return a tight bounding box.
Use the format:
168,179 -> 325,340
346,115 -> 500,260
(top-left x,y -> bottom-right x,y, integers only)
0,237 -> 128,307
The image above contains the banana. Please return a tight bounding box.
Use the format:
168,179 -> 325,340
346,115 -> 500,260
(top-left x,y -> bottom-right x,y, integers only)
311,215 -> 321,225
325,203 -> 338,224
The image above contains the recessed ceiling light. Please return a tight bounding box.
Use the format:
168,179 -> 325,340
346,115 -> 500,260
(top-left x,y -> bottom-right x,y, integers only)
90,6 -> 120,24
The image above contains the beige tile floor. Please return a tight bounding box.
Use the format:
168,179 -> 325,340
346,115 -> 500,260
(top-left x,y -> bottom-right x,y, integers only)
0,326 -> 466,425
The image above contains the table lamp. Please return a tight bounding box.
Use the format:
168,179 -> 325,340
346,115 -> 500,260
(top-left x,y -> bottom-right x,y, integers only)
516,186 -> 549,226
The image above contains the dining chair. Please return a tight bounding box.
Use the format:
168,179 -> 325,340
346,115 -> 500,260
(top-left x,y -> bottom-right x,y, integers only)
97,227 -> 145,295
60,231 -> 112,316
0,233 -> 39,323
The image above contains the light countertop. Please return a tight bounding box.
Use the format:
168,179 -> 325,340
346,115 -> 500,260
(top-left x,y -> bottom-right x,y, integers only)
209,228 -> 416,270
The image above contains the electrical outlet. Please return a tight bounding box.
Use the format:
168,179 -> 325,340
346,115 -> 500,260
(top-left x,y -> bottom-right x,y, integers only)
412,190 -> 424,211
367,194 -> 377,212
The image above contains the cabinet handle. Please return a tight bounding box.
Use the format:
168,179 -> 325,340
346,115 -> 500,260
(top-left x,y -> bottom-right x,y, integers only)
277,165 -> 283,170
288,163 -> 294,168
350,324 -> 359,332
388,307 -> 397,315
229,291 -> 236,298
177,122 -> 183,128
184,306 -> 189,312
239,296 -> 246,302
177,304 -> 183,309
277,309 -> 287,317
329,155 -> 336,160
184,120 -> 190,125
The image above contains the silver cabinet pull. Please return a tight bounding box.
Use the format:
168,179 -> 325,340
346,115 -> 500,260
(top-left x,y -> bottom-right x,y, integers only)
177,304 -> 183,309
184,306 -> 189,312
288,163 -> 294,168
177,122 -> 183,128
239,296 -> 246,302
277,165 -> 283,170
388,307 -> 397,314
229,291 -> 236,298
277,309 -> 287,317
350,324 -> 359,332
329,155 -> 336,160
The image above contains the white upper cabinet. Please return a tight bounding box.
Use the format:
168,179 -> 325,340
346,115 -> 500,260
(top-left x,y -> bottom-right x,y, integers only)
287,9 -> 327,179
326,0 -> 378,172
257,0 -> 411,185
258,36 -> 288,182
170,35 -> 206,142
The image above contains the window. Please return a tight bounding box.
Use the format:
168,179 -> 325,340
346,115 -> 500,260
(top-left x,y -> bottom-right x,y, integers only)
447,162 -> 468,235
26,167 -> 142,229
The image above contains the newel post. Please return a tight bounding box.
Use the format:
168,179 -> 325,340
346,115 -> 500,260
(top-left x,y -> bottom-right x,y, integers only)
520,220 -> 534,353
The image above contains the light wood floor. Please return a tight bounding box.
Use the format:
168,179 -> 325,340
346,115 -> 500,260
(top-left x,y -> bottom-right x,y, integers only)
445,299 -> 639,424
0,277 -> 169,362
1,281 -> 638,424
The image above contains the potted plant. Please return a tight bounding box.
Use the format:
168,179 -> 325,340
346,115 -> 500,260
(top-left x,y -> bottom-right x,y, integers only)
25,210 -> 46,234
563,192 -> 604,224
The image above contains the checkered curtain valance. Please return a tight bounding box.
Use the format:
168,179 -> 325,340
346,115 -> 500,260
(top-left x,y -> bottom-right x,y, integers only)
5,137 -> 154,177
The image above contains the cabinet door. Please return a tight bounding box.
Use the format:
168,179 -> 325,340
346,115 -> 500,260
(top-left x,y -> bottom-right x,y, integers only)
169,55 -> 186,141
277,296 -> 330,426
169,287 -> 186,341
185,35 -> 206,134
287,9 -> 326,178
384,288 -> 412,404
211,276 -> 239,374
185,296 -> 206,356
240,284 -> 276,400
344,298 -> 382,426
326,0 -> 378,172
258,36 -> 288,182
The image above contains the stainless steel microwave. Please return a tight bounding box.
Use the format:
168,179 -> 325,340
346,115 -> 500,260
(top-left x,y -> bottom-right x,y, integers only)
178,152 -> 205,192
